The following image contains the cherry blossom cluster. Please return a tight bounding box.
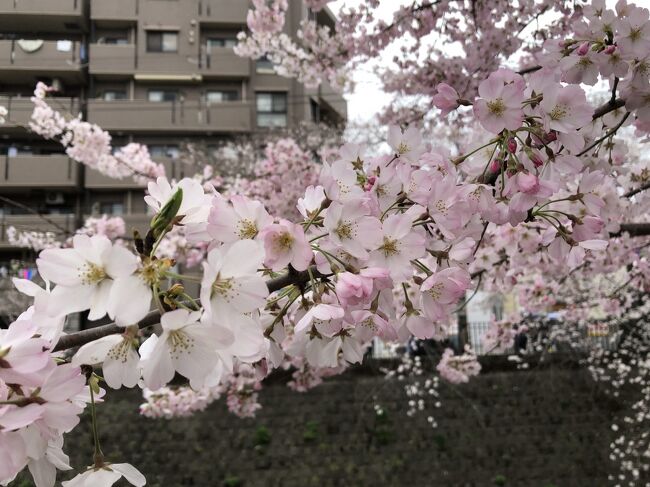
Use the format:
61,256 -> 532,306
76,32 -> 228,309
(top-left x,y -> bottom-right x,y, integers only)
481,316 -> 520,354
0,319 -> 90,484
139,386 -> 221,420
228,138 -> 319,219
3,1 -> 650,484
6,215 -> 127,252
436,347 -> 482,384
236,1 -> 579,123
30,83 -> 165,183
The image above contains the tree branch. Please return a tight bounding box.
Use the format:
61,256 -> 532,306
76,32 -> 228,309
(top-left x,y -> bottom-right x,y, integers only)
624,181 -> 650,198
53,267 -> 324,352
576,111 -> 630,157
612,223 -> 650,238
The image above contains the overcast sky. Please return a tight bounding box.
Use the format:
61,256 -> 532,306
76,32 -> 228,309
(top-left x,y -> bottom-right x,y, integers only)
328,1 -> 403,125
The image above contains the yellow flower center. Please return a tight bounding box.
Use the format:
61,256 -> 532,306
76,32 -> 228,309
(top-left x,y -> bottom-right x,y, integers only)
427,282 -> 444,300
380,237 -> 399,257
335,221 -> 354,240
487,98 -> 505,116
550,105 -> 567,121
79,262 -> 107,285
274,231 -> 294,251
168,330 -> 195,359
237,219 -> 258,239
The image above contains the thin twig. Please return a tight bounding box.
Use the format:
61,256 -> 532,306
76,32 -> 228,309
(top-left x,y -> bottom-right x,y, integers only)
576,111 -> 631,157
0,195 -> 73,236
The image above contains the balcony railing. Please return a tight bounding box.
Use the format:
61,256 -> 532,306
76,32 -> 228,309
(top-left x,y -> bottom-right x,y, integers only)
0,0 -> 82,16
89,44 -> 136,75
198,0 -> 248,24
0,96 -> 80,129
0,155 -> 77,188
0,213 -> 153,248
0,214 -> 76,247
201,47 -> 250,77
0,40 -> 82,74
85,157 -> 176,189
320,81 -> 347,120
87,99 -> 251,132
89,45 -> 250,78
90,0 -> 137,20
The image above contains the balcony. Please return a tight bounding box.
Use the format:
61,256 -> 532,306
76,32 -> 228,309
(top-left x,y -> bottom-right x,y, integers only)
90,0 -> 137,22
121,213 -> 151,235
319,81 -> 347,121
0,0 -> 84,33
0,96 -> 80,130
87,99 -> 251,133
0,155 -> 77,188
0,40 -> 83,83
198,0 -> 248,25
0,214 -> 76,248
85,158 -> 175,189
89,44 -> 136,75
201,48 -> 250,78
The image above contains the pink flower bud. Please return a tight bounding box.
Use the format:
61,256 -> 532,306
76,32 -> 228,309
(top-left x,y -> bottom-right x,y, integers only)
364,175 -> 377,191
507,137 -> 517,153
576,41 -> 590,56
490,159 -> 501,173
544,131 -> 557,143
604,45 -> 616,55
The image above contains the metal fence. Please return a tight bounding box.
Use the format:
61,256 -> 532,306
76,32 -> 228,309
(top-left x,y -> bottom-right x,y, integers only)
371,320 -> 622,358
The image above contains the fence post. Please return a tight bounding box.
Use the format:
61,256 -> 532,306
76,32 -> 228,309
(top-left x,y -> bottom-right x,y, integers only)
457,310 -> 468,355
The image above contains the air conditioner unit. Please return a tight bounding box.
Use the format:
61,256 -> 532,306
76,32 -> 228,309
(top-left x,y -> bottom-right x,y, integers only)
45,192 -> 65,205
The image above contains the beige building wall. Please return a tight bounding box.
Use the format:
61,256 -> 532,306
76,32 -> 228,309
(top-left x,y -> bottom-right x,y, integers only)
0,0 -> 346,256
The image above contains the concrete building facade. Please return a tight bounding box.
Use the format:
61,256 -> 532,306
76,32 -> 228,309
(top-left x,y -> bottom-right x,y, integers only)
0,0 -> 346,262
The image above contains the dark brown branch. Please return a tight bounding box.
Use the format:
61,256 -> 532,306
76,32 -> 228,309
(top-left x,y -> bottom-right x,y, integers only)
624,181 -> 650,198
53,267 -> 323,352
612,223 -> 650,238
576,111 -> 630,157
592,97 -> 626,120
516,65 -> 543,75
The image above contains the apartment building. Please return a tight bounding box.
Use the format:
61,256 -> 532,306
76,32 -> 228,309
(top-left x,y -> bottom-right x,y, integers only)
0,0 -> 346,264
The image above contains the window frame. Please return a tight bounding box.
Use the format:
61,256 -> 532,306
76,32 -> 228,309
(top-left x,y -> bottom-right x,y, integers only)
146,30 -> 179,53
206,89 -> 239,104
256,92 -> 288,128
147,89 -> 179,103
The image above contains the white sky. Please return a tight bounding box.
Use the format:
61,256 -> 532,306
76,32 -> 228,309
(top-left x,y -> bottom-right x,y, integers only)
329,0 -> 623,126
329,1 -> 403,125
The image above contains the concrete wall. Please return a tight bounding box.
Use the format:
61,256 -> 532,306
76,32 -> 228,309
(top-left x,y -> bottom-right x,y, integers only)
46,361 -> 619,487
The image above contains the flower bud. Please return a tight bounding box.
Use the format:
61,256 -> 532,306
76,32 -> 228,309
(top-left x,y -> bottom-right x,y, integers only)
507,137 -> 517,154
150,187 -> 183,237
576,41 -> 590,56
604,45 -> 616,55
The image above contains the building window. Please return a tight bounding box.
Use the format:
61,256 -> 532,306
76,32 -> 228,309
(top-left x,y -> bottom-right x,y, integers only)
102,90 -> 127,101
149,145 -> 180,159
310,99 -> 321,123
148,90 -> 178,102
102,36 -> 129,45
146,31 -> 178,52
206,90 -> 239,104
256,55 -> 275,74
99,202 -> 125,215
207,37 -> 237,49
256,92 -> 287,128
